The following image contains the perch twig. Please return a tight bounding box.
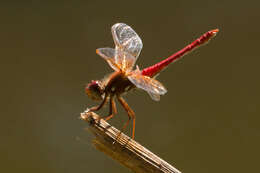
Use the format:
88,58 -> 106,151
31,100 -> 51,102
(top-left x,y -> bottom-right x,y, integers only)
80,111 -> 181,173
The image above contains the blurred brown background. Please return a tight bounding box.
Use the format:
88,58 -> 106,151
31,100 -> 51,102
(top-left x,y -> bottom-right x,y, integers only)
1,0 -> 259,173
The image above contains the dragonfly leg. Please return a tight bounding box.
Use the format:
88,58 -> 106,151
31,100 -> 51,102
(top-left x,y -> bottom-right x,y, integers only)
88,93 -> 108,112
103,96 -> 117,121
117,96 -> 136,139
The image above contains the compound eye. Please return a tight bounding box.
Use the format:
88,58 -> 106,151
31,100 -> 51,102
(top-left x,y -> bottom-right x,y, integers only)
85,80 -> 103,101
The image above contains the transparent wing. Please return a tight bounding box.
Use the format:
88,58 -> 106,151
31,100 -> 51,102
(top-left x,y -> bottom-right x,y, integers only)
96,48 -> 120,71
112,23 -> 143,63
128,70 -> 167,99
147,92 -> 161,101
96,47 -> 136,72
114,48 -> 136,72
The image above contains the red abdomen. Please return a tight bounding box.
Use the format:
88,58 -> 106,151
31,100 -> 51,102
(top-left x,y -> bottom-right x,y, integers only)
142,29 -> 219,77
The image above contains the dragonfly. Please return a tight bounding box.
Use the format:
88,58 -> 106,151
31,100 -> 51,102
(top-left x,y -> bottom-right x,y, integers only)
85,23 -> 219,139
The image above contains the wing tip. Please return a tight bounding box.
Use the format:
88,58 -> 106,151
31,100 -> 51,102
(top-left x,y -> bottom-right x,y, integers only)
96,48 -> 100,54
111,23 -> 126,31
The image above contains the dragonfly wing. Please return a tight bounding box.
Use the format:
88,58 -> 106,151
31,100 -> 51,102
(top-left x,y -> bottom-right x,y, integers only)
96,48 -> 120,71
112,23 -> 143,66
147,92 -> 161,101
128,70 -> 167,98
114,48 -> 137,72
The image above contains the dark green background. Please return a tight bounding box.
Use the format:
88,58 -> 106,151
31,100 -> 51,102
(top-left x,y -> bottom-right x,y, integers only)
1,0 -> 259,173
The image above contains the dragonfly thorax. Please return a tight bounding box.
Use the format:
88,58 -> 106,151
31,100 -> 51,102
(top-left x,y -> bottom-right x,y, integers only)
104,71 -> 134,96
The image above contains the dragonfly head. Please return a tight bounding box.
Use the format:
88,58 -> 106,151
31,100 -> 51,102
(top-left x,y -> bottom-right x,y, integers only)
85,80 -> 104,101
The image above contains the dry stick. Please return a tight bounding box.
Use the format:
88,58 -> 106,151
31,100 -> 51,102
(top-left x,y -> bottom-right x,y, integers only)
80,111 -> 181,173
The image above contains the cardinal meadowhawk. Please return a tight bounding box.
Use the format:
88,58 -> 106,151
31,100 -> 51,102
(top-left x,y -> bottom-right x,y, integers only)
85,23 -> 219,139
